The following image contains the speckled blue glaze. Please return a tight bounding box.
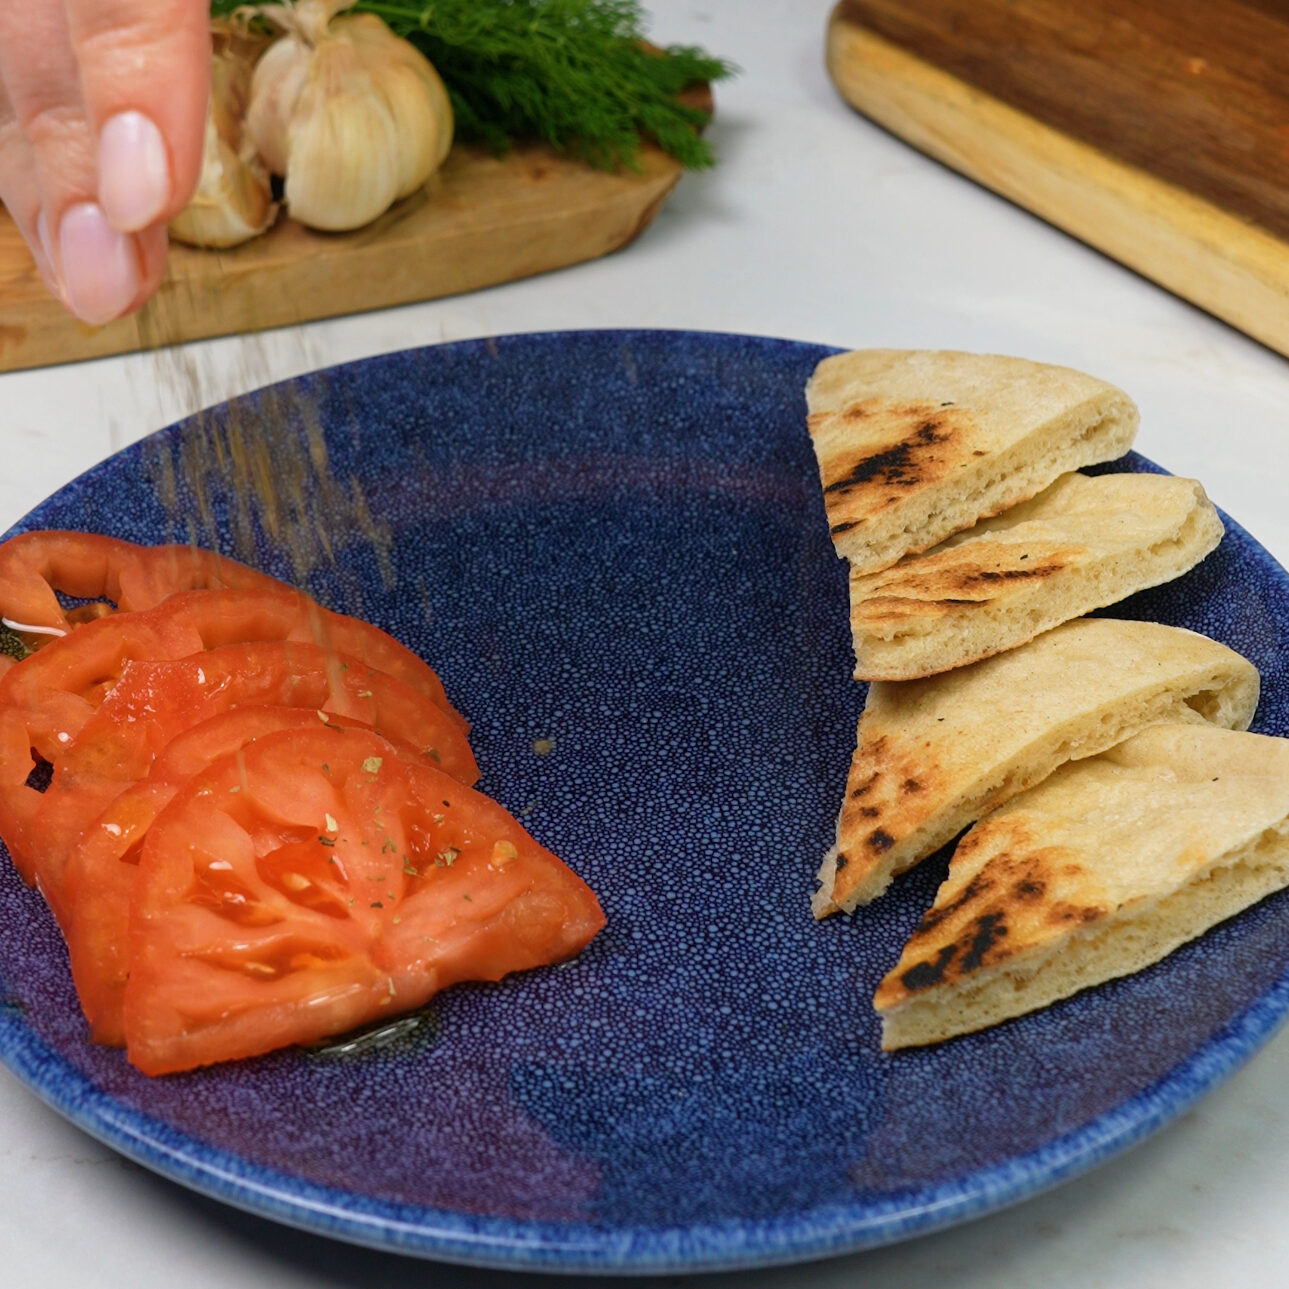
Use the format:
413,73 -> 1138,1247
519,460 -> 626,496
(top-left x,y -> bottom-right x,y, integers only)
3,330 -> 1289,1274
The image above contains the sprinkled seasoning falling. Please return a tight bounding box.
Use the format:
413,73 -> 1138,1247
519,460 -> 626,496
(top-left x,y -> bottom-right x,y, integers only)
137,316 -> 394,601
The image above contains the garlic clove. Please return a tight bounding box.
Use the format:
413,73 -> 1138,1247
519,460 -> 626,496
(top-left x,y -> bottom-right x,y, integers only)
245,34 -> 311,178
340,14 -> 454,192
169,129 -> 276,249
170,36 -> 277,249
281,40 -> 403,232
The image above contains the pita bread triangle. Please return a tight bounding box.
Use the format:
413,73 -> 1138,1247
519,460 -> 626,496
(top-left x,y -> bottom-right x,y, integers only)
814,618 -> 1260,917
846,471 -> 1224,680
875,722 -> 1289,1050
807,349 -> 1139,576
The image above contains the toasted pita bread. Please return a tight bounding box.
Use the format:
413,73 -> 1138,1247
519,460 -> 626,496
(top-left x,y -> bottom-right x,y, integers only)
806,350 -> 1139,576
847,472 -> 1224,680
814,618 -> 1259,917
875,723 -> 1289,1050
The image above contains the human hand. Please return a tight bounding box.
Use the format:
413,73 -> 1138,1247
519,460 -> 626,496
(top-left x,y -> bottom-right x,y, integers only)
0,1 -> 211,324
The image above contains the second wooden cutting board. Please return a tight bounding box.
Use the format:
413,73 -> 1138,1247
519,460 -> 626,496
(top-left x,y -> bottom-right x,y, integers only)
826,0 -> 1289,359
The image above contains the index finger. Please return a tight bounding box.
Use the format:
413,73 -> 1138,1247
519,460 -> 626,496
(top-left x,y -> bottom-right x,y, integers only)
65,0 -> 211,233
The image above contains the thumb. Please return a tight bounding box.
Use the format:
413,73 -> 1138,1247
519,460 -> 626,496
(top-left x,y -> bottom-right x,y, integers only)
65,0 -> 212,233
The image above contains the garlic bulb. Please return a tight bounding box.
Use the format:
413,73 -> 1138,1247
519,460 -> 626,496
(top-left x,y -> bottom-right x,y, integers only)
170,26 -> 277,248
246,0 -> 454,232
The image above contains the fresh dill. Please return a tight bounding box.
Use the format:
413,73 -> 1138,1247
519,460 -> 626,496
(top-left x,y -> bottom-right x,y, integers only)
0,624 -> 30,662
209,0 -> 734,169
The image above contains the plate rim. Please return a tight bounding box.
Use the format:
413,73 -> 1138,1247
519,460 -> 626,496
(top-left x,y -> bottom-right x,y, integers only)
2,327 -> 1289,1275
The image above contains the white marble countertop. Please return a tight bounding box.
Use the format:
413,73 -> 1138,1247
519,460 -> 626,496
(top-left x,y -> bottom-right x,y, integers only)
4,2 -> 1289,1285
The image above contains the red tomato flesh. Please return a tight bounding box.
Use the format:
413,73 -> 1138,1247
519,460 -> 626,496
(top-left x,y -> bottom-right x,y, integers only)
0,530 -> 286,635
63,706 -> 382,1046
0,588 -> 468,884
123,725 -> 604,1076
154,588 -> 466,726
7,639 -> 478,913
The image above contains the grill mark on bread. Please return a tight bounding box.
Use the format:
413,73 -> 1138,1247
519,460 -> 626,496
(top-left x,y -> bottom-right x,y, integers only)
916,871 -> 995,934
964,563 -> 1065,584
880,836 -> 1092,1004
896,910 -> 1008,993
899,944 -> 957,991
817,402 -> 975,529
960,912 -> 1008,973
822,417 -> 950,493
851,557 -> 1073,628
1048,902 -> 1106,925
832,728 -> 951,903
848,769 -> 879,799
851,541 -> 1078,616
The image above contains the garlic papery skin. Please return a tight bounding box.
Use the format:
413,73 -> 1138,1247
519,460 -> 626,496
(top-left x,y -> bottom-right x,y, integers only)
243,31 -> 310,178
283,40 -> 402,231
342,14 -> 454,191
245,0 -> 455,233
170,30 -> 277,248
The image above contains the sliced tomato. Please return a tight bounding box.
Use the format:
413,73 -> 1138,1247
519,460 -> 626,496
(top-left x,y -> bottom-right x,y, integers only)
150,588 -> 466,727
0,530 -> 285,635
123,725 -> 604,1076
63,706 -> 384,1047
6,639 -> 478,912
0,613 -> 189,882
0,587 -> 467,882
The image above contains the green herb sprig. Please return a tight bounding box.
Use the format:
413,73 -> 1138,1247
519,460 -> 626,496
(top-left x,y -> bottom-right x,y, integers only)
210,0 -> 735,170
0,623 -> 30,663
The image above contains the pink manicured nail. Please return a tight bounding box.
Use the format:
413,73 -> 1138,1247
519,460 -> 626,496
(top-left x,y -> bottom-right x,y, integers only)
58,202 -> 140,325
97,110 -> 170,232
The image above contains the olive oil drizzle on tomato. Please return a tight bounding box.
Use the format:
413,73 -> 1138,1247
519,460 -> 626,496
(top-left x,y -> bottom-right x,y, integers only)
304,1006 -> 442,1060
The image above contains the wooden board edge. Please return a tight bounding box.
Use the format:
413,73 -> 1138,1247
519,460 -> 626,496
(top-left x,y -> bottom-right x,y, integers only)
825,7 -> 1289,359
0,147 -> 686,375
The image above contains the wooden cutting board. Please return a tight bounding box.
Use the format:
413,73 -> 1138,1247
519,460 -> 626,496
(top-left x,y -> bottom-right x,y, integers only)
0,90 -> 709,374
826,0 -> 1289,358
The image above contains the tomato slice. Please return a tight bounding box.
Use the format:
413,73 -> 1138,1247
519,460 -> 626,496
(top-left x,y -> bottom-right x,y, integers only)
123,725 -> 604,1076
63,706 -> 381,1046
0,614 -> 185,882
0,530 -> 286,635
4,639 -> 478,909
151,588 -> 466,726
0,587 -> 468,882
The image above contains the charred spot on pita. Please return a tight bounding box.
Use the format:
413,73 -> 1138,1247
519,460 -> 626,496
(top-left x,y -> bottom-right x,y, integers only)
849,771 -> 879,799
1012,877 -> 1045,901
960,911 -> 1008,973
968,563 -> 1066,584
916,872 -> 995,935
1047,901 -> 1094,924
867,828 -> 895,854
900,943 -> 957,992
821,403 -> 965,497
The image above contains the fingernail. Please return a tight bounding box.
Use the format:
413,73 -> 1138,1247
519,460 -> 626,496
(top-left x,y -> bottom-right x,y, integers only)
97,110 -> 171,232
58,202 -> 140,325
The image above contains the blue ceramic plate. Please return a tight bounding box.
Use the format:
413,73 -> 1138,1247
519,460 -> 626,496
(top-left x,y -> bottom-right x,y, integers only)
3,330 -> 1289,1275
